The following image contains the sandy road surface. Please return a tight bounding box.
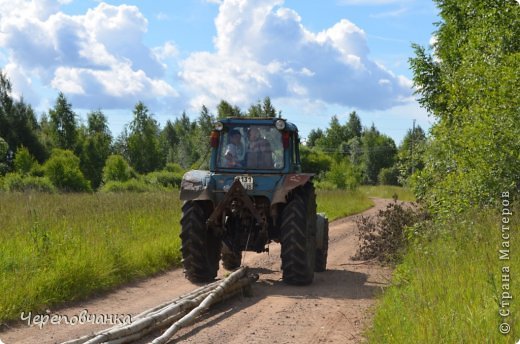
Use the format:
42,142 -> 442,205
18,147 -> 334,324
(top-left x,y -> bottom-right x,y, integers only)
1,198 -> 393,344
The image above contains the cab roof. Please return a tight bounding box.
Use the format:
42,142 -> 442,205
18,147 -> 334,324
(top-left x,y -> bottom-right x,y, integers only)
218,117 -> 298,132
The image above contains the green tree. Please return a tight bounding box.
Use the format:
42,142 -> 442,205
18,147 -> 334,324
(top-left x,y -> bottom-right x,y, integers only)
361,125 -> 397,184
217,100 -> 242,119
346,111 -> 362,138
79,110 -> 112,189
49,92 -> 78,151
410,0 -> 520,212
307,128 -> 324,148
247,97 -> 278,118
44,149 -> 91,192
168,112 -> 199,168
396,125 -> 426,184
127,102 -> 162,174
0,72 -> 47,162
0,137 -> 9,175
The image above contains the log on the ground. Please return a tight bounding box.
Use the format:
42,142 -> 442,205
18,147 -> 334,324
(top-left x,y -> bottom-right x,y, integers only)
61,267 -> 258,344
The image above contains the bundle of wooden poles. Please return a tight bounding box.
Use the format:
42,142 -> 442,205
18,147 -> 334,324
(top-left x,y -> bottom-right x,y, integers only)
62,267 -> 258,344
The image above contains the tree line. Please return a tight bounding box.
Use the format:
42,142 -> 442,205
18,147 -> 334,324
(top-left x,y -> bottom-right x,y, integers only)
0,70 -> 424,192
409,0 -> 519,214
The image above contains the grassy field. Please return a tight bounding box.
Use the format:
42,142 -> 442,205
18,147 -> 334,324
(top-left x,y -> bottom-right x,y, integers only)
359,185 -> 416,202
368,204 -> 519,343
0,186 -> 407,323
0,192 -> 183,323
317,188 -> 374,220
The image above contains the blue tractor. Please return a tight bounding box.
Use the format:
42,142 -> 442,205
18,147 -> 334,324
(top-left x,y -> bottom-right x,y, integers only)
179,117 -> 329,285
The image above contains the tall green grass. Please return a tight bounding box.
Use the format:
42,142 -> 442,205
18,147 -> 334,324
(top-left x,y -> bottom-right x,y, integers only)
359,185 -> 416,202
0,192 -> 182,323
317,188 -> 374,220
368,205 -> 519,343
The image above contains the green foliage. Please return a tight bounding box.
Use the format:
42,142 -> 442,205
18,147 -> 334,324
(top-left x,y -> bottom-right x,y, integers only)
102,154 -> 133,183
164,162 -> 185,174
300,146 -> 333,175
143,170 -> 182,188
322,160 -> 361,190
361,125 -> 397,184
368,205 -> 519,343
48,92 -> 78,151
0,136 -> 8,175
100,179 -> 157,193
378,166 -> 399,186
2,173 -> 56,193
247,96 -> 278,117
409,0 -> 520,214
395,126 -> 426,185
14,146 -> 35,175
79,111 -> 112,189
217,100 -> 242,118
0,72 -> 47,163
44,149 -> 91,192
127,102 -> 163,174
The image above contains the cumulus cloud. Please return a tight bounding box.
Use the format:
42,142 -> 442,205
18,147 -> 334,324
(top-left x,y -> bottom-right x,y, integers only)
180,0 -> 412,111
0,0 -> 178,108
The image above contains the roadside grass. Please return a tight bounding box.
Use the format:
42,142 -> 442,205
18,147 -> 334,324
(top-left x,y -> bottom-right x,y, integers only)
317,188 -> 374,220
0,192 -> 182,323
359,185 -> 416,202
0,185 -> 394,323
368,204 -> 519,343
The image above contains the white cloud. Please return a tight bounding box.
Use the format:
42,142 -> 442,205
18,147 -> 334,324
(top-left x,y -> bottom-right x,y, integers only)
0,0 -> 178,109
180,0 -> 412,111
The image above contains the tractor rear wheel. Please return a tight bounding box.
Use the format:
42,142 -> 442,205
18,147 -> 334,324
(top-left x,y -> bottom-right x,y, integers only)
180,201 -> 221,283
315,214 -> 329,272
280,184 -> 316,285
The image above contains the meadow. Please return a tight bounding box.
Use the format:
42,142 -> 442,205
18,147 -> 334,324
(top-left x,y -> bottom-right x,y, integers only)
368,204 -> 519,343
0,186 -> 404,323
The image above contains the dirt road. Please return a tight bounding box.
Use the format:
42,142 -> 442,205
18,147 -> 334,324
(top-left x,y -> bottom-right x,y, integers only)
1,198 -> 393,344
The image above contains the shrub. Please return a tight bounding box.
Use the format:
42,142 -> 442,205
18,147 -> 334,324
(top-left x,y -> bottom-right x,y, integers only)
100,179 -> 157,193
144,171 -> 182,188
324,160 -> 361,189
30,163 -> 45,177
164,162 -> 185,174
103,155 -> 133,183
378,166 -> 399,186
3,173 -> 56,193
44,149 -> 91,192
300,146 -> 333,175
14,146 -> 35,176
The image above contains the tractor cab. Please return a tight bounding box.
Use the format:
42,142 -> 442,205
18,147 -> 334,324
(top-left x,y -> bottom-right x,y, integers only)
209,118 -> 302,174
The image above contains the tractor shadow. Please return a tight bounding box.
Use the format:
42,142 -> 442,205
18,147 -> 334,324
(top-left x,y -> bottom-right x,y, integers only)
165,267 -> 387,343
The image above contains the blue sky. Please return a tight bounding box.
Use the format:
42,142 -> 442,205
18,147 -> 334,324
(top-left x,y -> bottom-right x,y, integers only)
0,0 -> 439,144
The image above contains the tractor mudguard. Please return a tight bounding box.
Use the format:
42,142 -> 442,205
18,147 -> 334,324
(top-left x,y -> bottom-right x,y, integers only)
179,170 -> 214,201
271,173 -> 314,204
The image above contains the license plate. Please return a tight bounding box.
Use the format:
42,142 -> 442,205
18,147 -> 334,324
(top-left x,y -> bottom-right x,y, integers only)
235,176 -> 254,190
